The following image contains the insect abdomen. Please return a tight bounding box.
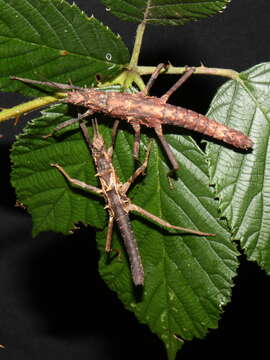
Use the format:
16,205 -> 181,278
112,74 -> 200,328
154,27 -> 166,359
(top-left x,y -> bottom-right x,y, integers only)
115,211 -> 144,286
163,104 -> 253,149
109,191 -> 144,286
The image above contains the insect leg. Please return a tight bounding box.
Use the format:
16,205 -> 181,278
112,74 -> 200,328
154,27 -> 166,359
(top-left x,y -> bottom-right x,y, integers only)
131,123 -> 141,160
50,163 -> 102,195
44,109 -> 94,138
123,141 -> 152,193
129,203 -> 215,236
105,216 -> 122,258
160,67 -> 195,103
104,120 -> 121,158
155,126 -> 179,173
111,120 -> 120,149
105,216 -> 114,252
142,63 -> 167,95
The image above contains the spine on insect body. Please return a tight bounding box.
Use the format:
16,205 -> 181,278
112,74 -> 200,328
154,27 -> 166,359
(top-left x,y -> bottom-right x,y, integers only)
161,104 -> 253,149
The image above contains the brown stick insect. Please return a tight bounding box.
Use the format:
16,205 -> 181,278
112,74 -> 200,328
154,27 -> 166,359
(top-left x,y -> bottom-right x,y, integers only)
51,119 -> 214,286
11,63 -> 253,175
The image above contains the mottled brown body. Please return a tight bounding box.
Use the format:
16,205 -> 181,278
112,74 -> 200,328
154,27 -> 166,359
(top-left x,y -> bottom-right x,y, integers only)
11,69 -> 253,175
51,121 -> 215,286
91,129 -> 144,285
66,90 -> 253,150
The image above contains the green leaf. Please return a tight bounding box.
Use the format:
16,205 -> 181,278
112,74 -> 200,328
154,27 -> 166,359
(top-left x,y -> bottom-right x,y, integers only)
0,0 -> 129,97
98,134 -> 238,359
206,62 -> 270,273
101,0 -> 231,25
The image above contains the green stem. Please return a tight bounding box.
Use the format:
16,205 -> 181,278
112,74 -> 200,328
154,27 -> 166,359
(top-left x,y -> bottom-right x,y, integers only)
129,22 -> 147,69
0,94 -> 64,123
137,65 -> 239,79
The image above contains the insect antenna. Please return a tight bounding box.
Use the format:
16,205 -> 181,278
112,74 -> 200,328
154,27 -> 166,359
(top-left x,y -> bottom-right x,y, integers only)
92,118 -> 100,138
10,76 -> 86,91
79,120 -> 93,150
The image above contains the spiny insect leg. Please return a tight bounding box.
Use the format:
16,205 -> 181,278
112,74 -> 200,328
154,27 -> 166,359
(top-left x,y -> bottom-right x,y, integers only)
50,163 -> 102,196
155,126 -> 179,174
142,63 -> 167,95
129,204 -> 215,236
160,67 -> 195,103
123,141 -> 152,193
44,109 -> 93,138
105,216 -> 114,252
131,123 -> 141,160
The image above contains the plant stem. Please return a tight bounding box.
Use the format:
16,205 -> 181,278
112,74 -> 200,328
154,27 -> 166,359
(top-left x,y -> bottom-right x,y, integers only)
0,94 -> 63,123
138,65 -> 239,79
129,22 -> 147,69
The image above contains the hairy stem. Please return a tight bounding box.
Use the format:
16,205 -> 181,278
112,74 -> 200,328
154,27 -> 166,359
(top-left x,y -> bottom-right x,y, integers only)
129,22 -> 147,69
138,64 -> 239,79
0,94 -> 64,123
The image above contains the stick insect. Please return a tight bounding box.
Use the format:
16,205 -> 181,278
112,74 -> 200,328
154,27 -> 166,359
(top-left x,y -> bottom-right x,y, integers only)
51,119 -> 214,286
11,64 -> 253,174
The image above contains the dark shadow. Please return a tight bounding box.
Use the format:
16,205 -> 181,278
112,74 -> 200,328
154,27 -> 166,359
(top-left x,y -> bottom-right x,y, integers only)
179,253 -> 270,359
11,227 -> 165,359
0,144 -> 16,208
19,228 -> 114,338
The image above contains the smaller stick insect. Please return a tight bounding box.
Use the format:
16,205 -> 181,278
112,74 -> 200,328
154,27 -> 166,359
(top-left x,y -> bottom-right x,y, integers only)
51,119 -> 214,286
11,63 -> 253,176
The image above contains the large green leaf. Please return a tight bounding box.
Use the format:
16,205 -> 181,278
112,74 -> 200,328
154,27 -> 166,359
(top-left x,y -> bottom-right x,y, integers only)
0,0 -> 129,97
206,62 -> 270,273
10,98 -> 238,359
98,134 -> 238,359
101,0 -> 231,25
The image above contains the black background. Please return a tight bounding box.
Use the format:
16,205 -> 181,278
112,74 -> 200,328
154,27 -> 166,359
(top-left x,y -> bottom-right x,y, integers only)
1,0 -> 270,359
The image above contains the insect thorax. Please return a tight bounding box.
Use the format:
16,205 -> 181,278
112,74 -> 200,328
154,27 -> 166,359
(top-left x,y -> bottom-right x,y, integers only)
66,89 -> 109,112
